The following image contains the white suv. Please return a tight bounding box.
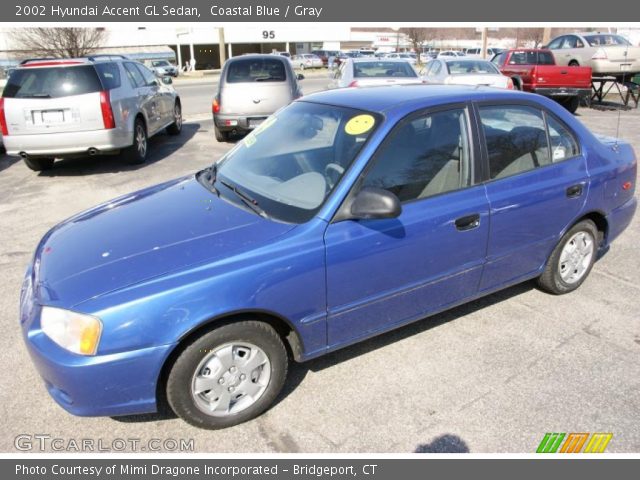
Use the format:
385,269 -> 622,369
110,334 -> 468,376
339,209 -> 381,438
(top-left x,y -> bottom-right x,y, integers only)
0,55 -> 182,171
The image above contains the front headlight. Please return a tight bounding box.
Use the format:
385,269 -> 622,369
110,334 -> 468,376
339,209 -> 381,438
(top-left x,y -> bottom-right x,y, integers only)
40,307 -> 102,356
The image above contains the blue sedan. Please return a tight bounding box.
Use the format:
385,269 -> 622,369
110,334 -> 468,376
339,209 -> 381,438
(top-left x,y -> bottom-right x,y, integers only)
20,86 -> 637,429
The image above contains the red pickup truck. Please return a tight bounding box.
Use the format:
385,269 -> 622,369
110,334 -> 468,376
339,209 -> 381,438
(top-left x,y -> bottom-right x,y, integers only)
491,49 -> 592,113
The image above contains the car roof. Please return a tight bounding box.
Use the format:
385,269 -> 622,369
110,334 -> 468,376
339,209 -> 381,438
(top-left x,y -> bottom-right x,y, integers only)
351,57 -> 412,63
301,84 -> 531,115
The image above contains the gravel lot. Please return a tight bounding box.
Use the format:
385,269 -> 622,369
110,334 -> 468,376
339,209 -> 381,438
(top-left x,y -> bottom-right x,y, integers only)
0,103 -> 638,453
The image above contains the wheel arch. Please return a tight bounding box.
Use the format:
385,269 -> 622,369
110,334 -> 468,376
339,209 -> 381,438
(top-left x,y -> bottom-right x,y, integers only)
155,309 -> 305,411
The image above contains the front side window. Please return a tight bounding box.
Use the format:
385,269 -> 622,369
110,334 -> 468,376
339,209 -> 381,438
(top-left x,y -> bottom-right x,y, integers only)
479,105 -> 551,179
135,64 -> 158,86
361,108 -> 472,202
123,62 -> 145,88
547,37 -> 564,49
213,102 -> 380,223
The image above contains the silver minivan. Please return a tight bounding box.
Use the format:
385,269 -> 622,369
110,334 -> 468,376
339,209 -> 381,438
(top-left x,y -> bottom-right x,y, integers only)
213,54 -> 303,142
0,56 -> 182,171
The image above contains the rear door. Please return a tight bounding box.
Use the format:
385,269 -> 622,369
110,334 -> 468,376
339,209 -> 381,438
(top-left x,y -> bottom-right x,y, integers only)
123,62 -> 160,133
136,63 -> 174,126
476,102 -> 588,292
3,64 -> 105,136
324,105 -> 490,346
221,57 -> 292,117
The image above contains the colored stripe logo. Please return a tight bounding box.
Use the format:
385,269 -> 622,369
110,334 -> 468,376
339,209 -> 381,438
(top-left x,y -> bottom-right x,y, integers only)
537,433 -> 612,453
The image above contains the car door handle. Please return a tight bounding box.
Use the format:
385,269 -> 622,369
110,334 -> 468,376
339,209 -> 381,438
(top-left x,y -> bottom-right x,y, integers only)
566,184 -> 583,198
455,213 -> 481,231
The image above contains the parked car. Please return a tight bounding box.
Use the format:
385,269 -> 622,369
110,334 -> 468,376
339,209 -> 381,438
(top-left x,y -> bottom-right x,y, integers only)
465,47 -> 505,58
20,85 -> 636,429
422,58 -> 514,89
1,56 -> 182,171
384,52 -> 418,65
144,59 -> 179,77
311,50 -> 341,67
437,50 -> 466,59
492,49 -> 592,113
329,58 -> 422,88
546,32 -> 640,80
212,54 -> 303,142
292,54 -> 323,70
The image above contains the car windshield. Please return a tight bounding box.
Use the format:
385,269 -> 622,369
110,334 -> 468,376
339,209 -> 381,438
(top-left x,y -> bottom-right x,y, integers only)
584,34 -> 631,47
152,61 -> 170,67
2,65 -> 103,98
211,101 -> 380,223
447,60 -> 499,74
226,58 -> 286,83
354,61 -> 417,78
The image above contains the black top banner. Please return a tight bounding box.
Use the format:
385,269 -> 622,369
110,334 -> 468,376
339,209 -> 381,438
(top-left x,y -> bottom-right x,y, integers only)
5,0 -> 639,22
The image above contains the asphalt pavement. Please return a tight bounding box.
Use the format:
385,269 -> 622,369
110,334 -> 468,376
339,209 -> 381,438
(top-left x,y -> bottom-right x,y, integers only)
0,103 -> 638,453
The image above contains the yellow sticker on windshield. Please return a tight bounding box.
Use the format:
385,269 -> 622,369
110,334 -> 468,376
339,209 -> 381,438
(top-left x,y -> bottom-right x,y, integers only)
345,114 -> 375,135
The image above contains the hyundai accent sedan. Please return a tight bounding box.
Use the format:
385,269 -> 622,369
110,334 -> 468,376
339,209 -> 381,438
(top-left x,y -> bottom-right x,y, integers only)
20,86 -> 637,429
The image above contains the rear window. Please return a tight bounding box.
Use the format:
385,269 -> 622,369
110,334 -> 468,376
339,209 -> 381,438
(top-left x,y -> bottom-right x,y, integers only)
584,34 -> 631,47
226,58 -> 286,83
3,65 -> 103,99
446,60 -> 499,75
353,61 -> 417,78
508,51 -> 555,65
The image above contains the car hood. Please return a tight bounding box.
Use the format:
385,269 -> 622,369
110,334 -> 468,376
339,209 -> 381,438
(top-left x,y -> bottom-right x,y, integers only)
33,176 -> 296,307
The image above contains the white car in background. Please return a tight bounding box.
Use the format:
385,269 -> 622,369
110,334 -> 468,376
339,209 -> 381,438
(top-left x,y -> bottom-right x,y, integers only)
384,52 -> 418,65
329,58 -> 422,89
465,47 -> 505,58
421,58 -> 514,89
292,54 -> 323,70
437,50 -> 466,59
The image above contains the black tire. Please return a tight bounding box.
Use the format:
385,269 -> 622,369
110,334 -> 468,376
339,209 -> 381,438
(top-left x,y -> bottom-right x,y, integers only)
23,157 -> 54,171
512,76 -> 523,91
536,220 -> 599,295
214,124 -> 229,142
125,118 -> 148,165
561,96 -> 580,114
568,60 -> 580,67
166,320 -> 288,429
166,101 -> 182,135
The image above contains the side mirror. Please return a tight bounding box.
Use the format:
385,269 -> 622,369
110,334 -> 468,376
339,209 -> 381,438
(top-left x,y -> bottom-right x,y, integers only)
350,187 -> 401,220
161,76 -> 173,85
296,73 -> 305,81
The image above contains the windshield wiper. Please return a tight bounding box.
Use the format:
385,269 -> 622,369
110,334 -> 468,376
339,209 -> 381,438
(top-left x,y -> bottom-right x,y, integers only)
198,163 -> 219,196
219,179 -> 268,218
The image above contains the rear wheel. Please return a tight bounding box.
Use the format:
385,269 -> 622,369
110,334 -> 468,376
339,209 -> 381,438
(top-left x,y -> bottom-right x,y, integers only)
561,96 -> 580,114
568,60 -> 580,67
536,220 -> 598,294
214,124 -> 229,142
166,102 -> 182,135
125,118 -> 148,165
23,157 -> 54,171
166,321 -> 288,429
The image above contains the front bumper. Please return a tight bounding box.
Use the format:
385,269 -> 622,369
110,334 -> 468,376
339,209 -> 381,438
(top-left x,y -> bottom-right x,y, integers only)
532,87 -> 592,98
214,114 -> 269,132
21,299 -> 175,417
4,128 -> 131,158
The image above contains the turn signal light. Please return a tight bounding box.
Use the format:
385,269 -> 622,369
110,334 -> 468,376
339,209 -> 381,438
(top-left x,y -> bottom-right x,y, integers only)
622,181 -> 632,191
0,98 -> 8,136
212,97 -> 220,114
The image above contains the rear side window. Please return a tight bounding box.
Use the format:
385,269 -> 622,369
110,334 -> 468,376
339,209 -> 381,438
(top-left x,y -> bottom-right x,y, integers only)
226,58 -> 286,83
94,62 -> 121,90
354,61 -> 417,78
479,105 -> 551,179
547,115 -> 579,162
123,62 -> 145,88
3,65 -> 102,98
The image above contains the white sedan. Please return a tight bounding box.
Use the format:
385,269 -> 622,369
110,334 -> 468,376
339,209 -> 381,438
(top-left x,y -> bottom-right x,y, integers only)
328,58 -> 423,89
421,58 -> 515,89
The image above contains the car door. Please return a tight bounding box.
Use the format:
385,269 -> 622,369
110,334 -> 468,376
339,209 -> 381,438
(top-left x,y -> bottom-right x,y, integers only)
475,102 -> 589,292
135,63 -> 172,129
123,62 -> 160,134
324,105 -> 490,347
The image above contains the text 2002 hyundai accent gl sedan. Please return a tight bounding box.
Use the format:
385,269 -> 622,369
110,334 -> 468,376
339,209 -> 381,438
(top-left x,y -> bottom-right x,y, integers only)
20,86 -> 636,429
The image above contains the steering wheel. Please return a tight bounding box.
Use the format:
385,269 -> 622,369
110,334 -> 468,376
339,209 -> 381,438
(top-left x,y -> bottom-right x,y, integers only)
324,163 -> 345,189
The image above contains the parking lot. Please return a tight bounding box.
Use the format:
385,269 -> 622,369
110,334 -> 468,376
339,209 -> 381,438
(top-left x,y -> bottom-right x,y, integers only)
0,100 -> 638,453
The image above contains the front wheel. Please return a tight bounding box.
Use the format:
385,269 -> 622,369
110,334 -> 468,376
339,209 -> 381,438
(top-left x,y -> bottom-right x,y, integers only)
560,96 -> 580,114
536,220 -> 598,295
166,321 -> 288,429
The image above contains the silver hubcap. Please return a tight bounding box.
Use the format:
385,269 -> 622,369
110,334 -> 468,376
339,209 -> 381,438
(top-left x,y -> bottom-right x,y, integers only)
191,342 -> 271,417
558,231 -> 594,284
175,105 -> 182,129
136,126 -> 147,157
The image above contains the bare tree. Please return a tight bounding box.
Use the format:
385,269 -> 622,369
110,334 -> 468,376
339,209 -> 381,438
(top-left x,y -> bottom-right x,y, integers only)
400,28 -> 429,64
516,28 -> 545,48
10,28 -> 106,59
